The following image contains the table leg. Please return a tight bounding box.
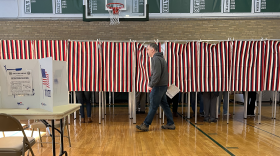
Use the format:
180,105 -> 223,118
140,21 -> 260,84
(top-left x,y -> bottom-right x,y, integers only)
52,120 -> 56,156
59,119 -> 68,156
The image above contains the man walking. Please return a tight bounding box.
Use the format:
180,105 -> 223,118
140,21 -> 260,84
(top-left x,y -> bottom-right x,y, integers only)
136,43 -> 175,131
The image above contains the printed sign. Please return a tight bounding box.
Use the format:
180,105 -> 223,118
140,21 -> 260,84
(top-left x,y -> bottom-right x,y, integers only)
7,70 -> 33,96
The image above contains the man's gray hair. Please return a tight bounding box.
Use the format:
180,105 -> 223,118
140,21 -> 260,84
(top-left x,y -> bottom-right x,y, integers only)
149,43 -> 158,52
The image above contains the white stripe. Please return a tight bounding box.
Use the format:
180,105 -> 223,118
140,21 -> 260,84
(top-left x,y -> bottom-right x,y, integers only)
12,40 -> 16,59
8,40 -> 12,59
188,43 -> 191,92
69,41 -> 73,91
26,40 -> 29,60
82,42 -> 86,91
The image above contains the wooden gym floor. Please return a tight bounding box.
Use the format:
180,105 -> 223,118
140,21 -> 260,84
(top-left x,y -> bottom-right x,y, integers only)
16,103 -> 280,155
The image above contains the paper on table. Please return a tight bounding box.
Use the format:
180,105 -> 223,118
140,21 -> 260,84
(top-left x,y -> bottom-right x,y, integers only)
166,84 -> 180,99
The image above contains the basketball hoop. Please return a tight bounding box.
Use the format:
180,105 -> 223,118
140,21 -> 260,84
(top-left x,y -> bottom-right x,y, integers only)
106,3 -> 124,25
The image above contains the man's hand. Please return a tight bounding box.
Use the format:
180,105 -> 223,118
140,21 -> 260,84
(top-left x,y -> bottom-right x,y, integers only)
148,86 -> 153,91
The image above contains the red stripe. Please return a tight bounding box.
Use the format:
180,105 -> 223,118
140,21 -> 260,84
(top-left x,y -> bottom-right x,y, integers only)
222,42 -> 226,91
16,40 -> 19,59
277,43 -> 280,90
54,41 -> 57,60
86,42 -> 89,91
90,42 -> 93,91
93,42 -> 97,91
3,40 -> 7,59
29,41 -> 32,59
77,42 -> 81,91
271,41 -> 277,90
68,42 -> 72,91
12,40 -> 16,59
122,43 -> 125,91
267,41 -> 273,90
237,41 -> 243,91
7,40 -> 11,59
24,41 -> 28,59
81,42 -> 85,91
73,42 -> 77,91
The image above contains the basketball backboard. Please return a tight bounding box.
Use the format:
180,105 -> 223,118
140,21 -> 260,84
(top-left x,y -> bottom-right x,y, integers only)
83,0 -> 149,21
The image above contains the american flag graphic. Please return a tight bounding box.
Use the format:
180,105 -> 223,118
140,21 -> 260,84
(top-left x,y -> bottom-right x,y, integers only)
41,69 -> 50,88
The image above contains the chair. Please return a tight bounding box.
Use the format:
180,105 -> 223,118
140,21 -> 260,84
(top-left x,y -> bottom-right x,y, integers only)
0,113 -> 35,156
30,117 -> 71,147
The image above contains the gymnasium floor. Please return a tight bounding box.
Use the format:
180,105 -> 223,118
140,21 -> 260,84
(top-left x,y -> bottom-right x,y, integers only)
8,103 -> 280,156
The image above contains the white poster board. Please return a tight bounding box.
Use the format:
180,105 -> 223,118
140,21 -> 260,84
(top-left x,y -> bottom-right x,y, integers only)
0,60 -> 41,110
52,60 -> 68,107
0,58 -> 69,112
39,57 -> 54,112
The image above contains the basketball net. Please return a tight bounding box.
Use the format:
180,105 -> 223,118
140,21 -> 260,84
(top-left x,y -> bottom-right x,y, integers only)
106,3 -> 124,25
108,9 -> 121,25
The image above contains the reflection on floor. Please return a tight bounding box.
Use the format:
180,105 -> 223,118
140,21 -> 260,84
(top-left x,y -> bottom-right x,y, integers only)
6,103 -> 280,156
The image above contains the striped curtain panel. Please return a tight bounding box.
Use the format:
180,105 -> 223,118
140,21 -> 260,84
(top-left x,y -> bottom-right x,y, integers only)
230,41 -> 263,91
263,41 -> 280,91
167,42 -> 197,92
34,40 -> 67,61
165,42 -> 184,91
194,42 -> 227,92
68,41 -> 101,91
0,40 -> 34,60
135,43 -> 151,92
215,41 -> 231,92
101,42 -> 133,92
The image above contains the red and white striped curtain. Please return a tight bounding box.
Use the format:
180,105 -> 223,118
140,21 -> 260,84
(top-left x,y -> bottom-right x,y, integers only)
135,43 -> 151,92
0,40 -> 34,60
33,40 -> 67,61
166,42 -> 190,92
167,41 -> 230,92
262,41 -> 280,91
101,42 -> 134,92
194,42 -> 230,92
2,40 -> 280,92
68,41 -> 101,91
230,41 -> 263,91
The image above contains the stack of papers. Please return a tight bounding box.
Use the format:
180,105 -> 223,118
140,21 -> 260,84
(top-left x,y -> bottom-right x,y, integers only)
166,84 -> 180,99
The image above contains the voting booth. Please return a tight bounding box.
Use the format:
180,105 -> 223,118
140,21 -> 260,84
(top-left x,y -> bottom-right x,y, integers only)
0,57 -> 68,112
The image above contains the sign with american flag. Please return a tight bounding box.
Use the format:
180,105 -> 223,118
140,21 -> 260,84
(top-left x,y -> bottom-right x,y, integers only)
41,68 -> 50,88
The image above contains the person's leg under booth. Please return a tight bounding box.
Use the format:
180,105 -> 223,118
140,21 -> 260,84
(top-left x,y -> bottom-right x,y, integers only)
76,91 -> 85,120
203,92 -> 210,121
136,92 -> 146,114
203,92 -> 218,122
190,92 -> 196,113
248,91 -> 256,115
83,91 -> 92,119
209,93 -> 218,122
76,91 -> 92,123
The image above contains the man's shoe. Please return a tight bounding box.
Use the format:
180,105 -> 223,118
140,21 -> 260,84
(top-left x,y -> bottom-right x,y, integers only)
87,118 -> 92,123
200,112 -> 204,117
203,118 -> 209,122
223,113 -> 231,116
209,119 -> 218,123
161,124 -> 176,130
136,123 -> 149,131
81,118 -> 85,123
136,111 -> 145,114
173,112 -> 178,117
